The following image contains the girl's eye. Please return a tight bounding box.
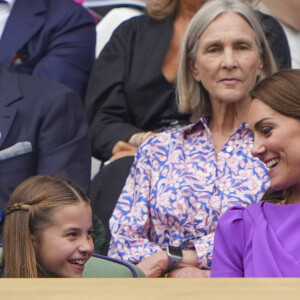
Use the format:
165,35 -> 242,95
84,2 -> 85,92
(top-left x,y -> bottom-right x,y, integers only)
67,232 -> 77,237
87,230 -> 94,238
261,126 -> 272,136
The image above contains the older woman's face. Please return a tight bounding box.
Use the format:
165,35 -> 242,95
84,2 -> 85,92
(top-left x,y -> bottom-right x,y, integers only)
190,11 -> 263,106
249,99 -> 300,194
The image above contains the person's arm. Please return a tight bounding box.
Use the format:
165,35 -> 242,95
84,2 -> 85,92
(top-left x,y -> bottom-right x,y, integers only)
210,207 -> 246,277
137,249 -> 210,278
137,215 -> 242,277
108,132 -> 156,163
108,143 -> 163,262
32,4 -> 96,99
85,18 -> 146,161
36,86 -> 91,193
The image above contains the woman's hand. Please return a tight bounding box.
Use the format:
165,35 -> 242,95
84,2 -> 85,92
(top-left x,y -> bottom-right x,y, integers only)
139,131 -> 156,145
108,132 -> 156,163
137,252 -> 169,278
168,266 -> 211,278
108,141 -> 137,162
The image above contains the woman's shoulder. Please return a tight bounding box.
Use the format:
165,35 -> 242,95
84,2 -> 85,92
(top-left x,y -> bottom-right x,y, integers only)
220,202 -> 266,227
143,124 -> 193,148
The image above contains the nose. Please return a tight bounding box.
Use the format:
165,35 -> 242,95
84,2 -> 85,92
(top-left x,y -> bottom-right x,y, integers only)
78,236 -> 94,254
222,49 -> 237,70
251,137 -> 266,158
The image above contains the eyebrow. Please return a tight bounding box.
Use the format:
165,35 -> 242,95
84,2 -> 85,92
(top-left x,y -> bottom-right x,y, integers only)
64,225 -> 93,232
201,37 -> 253,48
254,118 -> 272,130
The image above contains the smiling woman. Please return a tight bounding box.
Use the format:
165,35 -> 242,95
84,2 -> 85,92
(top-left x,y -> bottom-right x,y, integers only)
211,69 -> 300,278
0,175 -> 94,278
250,69 -> 300,202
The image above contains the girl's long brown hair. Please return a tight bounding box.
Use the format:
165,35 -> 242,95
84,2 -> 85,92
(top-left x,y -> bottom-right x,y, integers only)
1,175 -> 90,278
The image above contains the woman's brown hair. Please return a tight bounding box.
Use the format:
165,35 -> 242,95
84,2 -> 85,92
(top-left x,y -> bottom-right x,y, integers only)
1,175 -> 90,278
251,69 -> 300,203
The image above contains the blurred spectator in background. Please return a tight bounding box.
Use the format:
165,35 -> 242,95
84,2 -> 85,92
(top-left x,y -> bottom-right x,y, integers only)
0,0 -> 96,99
73,0 -> 101,24
256,0 -> 300,68
0,64 -> 91,211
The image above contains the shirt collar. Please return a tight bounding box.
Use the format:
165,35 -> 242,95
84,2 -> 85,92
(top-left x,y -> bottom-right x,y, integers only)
182,116 -> 208,136
183,116 -> 251,137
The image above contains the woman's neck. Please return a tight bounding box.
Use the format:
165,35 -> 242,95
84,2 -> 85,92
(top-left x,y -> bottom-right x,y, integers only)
208,99 -> 250,153
209,99 -> 250,134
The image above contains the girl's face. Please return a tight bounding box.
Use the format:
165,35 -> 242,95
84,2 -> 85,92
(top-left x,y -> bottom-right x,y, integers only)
249,99 -> 300,194
33,202 -> 94,278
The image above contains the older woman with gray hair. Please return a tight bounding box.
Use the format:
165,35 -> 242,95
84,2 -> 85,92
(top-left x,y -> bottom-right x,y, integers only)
86,0 -> 289,163
108,0 -> 277,278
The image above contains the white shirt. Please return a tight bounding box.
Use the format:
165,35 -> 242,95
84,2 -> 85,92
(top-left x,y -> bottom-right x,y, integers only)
0,0 -> 16,39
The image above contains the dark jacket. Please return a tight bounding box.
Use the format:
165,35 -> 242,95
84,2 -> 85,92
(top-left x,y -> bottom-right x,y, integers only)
0,65 -> 91,209
0,0 -> 96,99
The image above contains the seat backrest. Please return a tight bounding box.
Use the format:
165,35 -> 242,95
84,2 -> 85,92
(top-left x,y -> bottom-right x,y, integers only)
0,245 -> 145,278
83,253 -> 145,277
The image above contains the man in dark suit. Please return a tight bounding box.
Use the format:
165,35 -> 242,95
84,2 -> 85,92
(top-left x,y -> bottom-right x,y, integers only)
0,0 -> 96,99
0,64 -> 91,209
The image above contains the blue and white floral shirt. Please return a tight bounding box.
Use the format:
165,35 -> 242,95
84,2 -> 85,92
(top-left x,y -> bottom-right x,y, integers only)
108,117 -> 270,268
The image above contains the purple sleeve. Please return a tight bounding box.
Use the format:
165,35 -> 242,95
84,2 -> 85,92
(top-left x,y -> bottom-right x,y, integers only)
210,206 -> 245,277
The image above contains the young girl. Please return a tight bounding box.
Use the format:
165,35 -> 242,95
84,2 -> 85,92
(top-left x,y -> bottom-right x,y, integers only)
0,175 -> 94,278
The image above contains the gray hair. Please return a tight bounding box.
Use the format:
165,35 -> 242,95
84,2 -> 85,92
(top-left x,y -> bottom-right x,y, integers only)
177,0 -> 277,121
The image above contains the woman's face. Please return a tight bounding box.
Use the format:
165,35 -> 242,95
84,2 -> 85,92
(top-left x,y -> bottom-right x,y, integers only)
190,11 -> 263,106
249,99 -> 300,193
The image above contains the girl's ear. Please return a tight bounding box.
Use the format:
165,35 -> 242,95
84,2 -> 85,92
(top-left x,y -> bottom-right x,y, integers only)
31,234 -> 37,248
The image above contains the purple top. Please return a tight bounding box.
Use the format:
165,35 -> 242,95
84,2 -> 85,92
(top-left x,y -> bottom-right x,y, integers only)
211,201 -> 300,277
108,118 -> 269,268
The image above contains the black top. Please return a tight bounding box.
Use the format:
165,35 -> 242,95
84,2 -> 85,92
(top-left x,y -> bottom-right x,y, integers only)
85,13 -> 290,161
